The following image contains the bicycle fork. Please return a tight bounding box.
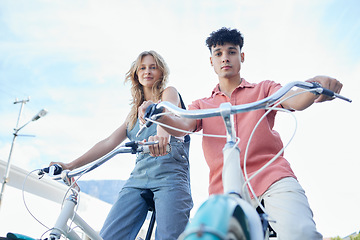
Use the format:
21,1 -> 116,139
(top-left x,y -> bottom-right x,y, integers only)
49,192 -> 102,240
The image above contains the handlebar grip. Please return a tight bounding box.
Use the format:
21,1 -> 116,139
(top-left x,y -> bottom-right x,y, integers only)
309,82 -> 352,102
141,144 -> 171,154
320,88 -> 335,98
42,164 -> 63,176
310,82 -> 335,97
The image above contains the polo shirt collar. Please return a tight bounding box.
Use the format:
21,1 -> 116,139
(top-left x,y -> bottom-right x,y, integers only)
211,78 -> 255,97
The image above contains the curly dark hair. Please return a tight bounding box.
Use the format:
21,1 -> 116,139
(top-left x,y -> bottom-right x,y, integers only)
206,27 -> 244,53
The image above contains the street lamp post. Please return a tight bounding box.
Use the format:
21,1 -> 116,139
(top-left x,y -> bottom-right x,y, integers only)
0,98 -> 48,209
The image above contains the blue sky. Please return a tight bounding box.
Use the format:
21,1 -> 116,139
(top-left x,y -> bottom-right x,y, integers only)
1,0 -> 359,238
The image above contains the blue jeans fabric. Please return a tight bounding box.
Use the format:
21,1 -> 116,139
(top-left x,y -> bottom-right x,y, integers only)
100,186 -> 193,240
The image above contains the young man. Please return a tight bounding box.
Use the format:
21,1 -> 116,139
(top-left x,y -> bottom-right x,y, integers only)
140,27 -> 343,239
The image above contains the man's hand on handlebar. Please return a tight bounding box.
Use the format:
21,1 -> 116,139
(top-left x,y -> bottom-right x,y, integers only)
308,75 -> 343,103
139,100 -> 156,124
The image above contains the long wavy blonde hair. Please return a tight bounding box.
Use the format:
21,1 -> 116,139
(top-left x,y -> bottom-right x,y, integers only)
125,50 -> 170,130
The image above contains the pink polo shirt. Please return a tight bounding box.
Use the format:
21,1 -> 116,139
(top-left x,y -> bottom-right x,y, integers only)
188,79 -> 296,197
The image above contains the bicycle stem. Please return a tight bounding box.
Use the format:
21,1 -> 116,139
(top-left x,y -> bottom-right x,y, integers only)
219,102 -> 236,142
220,102 -> 252,202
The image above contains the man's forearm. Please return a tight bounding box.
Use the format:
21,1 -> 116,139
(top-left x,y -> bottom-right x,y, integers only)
159,114 -> 196,137
281,88 -> 318,111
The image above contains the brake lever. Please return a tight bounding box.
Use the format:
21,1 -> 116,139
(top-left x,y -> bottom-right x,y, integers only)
136,104 -> 164,137
38,164 -> 63,178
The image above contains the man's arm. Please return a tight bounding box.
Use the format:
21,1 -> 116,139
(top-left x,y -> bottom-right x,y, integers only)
157,113 -> 197,137
280,75 -> 343,111
139,100 -> 197,137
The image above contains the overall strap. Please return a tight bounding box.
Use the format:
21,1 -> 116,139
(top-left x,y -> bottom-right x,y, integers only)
179,93 -> 186,110
178,93 -> 191,142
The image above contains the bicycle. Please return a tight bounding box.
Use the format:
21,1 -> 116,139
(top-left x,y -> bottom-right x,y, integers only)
139,81 -> 352,240
7,141 -> 170,240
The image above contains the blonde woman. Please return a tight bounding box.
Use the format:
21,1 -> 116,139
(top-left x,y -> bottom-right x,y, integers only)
50,51 -> 192,240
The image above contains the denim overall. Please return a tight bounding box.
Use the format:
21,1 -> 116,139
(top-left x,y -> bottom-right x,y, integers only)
100,119 -> 193,240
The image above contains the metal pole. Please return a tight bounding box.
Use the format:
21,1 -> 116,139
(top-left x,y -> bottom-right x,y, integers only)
0,98 -> 29,209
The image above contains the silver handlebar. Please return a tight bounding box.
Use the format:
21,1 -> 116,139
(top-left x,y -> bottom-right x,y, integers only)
40,141 -> 171,184
148,81 -> 351,143
67,141 -> 171,178
155,81 -> 351,120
